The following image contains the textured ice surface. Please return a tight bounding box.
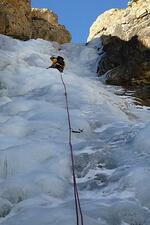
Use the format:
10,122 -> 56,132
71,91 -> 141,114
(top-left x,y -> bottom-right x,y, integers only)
0,35 -> 150,225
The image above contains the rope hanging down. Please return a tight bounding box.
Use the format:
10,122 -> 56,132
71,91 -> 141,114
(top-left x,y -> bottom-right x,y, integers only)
60,72 -> 84,225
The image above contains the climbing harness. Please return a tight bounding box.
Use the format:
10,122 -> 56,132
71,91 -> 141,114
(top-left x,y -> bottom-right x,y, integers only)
59,72 -> 84,225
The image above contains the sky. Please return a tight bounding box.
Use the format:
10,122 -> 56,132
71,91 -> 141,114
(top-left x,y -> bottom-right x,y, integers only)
32,0 -> 129,43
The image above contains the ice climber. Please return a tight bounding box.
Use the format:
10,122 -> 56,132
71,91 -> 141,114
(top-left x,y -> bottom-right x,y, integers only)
47,56 -> 65,73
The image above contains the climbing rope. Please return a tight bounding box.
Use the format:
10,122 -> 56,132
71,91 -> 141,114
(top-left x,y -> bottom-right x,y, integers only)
60,72 -> 84,225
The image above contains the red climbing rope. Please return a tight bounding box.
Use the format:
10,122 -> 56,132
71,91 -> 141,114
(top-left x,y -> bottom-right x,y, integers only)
60,72 -> 84,225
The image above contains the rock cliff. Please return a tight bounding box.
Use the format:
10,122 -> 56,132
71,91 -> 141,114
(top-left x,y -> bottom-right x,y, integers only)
0,0 -> 31,40
31,8 -> 71,44
0,1 -> 71,43
88,0 -> 150,86
88,0 -> 150,46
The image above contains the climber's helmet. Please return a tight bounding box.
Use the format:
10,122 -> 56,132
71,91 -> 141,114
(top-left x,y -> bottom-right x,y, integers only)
50,56 -> 56,61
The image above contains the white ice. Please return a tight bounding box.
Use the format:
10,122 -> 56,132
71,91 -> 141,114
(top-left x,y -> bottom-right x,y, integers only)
0,34 -> 150,225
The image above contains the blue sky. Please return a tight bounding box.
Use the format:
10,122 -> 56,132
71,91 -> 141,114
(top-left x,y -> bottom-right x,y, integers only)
32,0 -> 129,43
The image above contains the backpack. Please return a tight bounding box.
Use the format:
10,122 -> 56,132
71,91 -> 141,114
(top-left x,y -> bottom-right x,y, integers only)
57,56 -> 65,66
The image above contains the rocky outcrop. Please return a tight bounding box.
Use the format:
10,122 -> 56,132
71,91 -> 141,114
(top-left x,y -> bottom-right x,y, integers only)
31,8 -> 71,44
0,0 -> 31,40
88,0 -> 150,45
98,35 -> 150,86
0,1 -> 71,43
88,0 -> 150,86
31,8 -> 58,26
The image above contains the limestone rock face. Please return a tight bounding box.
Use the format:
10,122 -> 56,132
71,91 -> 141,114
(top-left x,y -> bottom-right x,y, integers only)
98,35 -> 150,86
88,0 -> 150,87
0,2 -> 71,43
31,8 -> 71,44
88,0 -> 150,46
0,0 -> 31,40
32,8 -> 58,26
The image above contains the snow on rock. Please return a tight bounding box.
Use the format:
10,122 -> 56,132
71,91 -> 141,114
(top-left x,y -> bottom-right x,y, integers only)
0,34 -> 150,225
